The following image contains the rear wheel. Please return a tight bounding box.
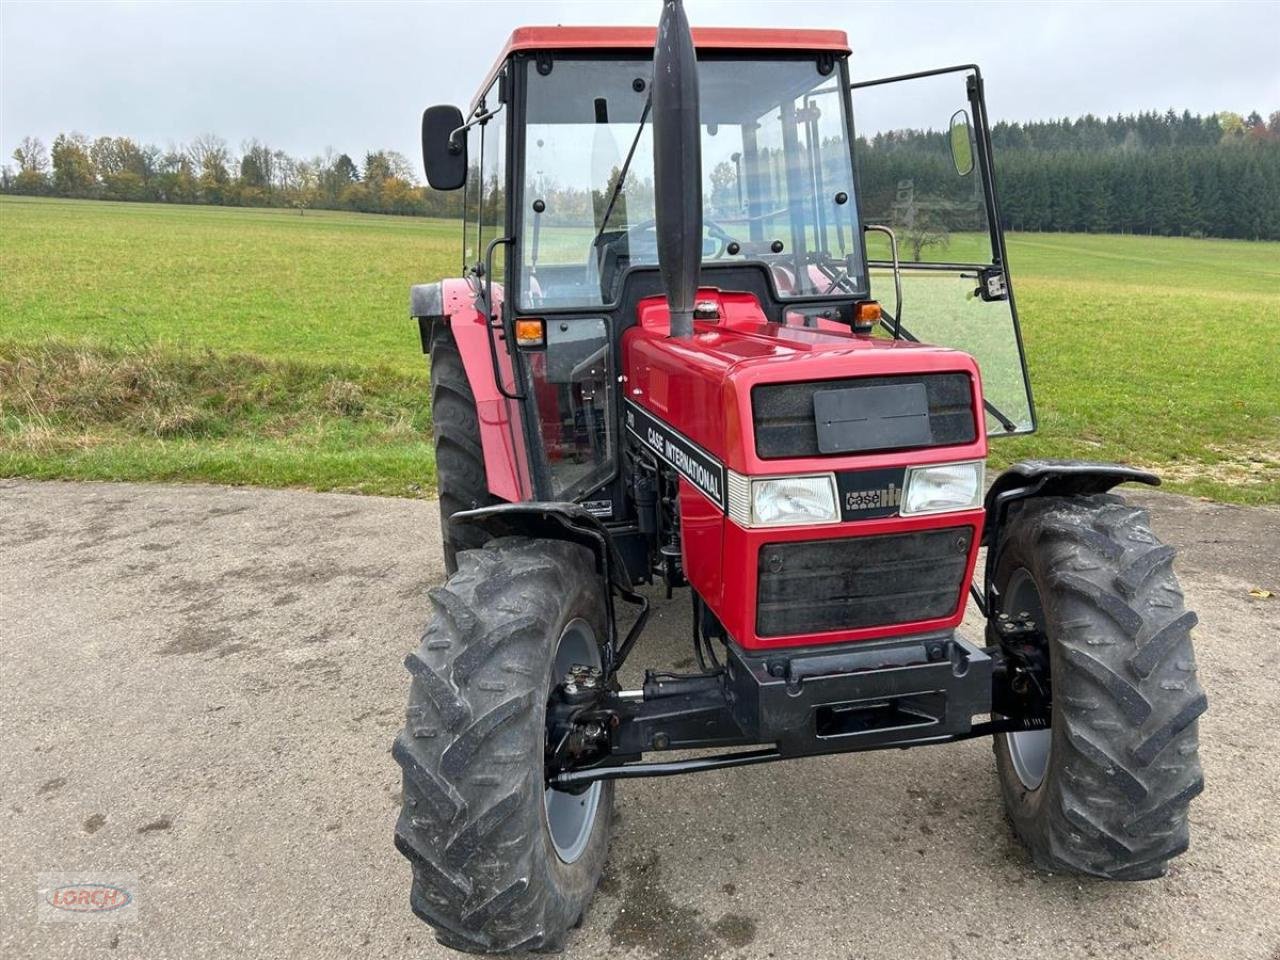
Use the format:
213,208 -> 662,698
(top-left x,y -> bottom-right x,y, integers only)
430,325 -> 498,574
393,537 -> 613,953
993,494 -> 1206,880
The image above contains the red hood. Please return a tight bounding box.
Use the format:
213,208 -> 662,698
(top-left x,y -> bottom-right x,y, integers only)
623,289 -> 987,474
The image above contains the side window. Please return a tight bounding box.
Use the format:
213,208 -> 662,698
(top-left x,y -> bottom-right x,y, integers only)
461,82 -> 508,273
853,75 -> 990,264
462,122 -> 480,270
478,80 -> 508,282
851,70 -> 1034,435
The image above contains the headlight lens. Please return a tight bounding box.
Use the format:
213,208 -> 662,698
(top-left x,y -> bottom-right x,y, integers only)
902,460 -> 984,516
750,475 -> 839,526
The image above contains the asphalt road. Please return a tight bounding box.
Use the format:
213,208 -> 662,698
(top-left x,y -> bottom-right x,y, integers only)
2,479 -> 1278,960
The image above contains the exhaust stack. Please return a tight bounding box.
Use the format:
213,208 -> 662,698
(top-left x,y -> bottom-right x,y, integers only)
651,0 -> 701,339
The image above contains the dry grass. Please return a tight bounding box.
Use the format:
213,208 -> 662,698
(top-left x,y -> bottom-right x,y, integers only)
0,339 -> 437,495
1154,444 -> 1280,490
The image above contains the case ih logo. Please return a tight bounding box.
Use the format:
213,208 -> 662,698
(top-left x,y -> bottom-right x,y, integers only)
835,468 -> 907,520
845,482 -> 902,512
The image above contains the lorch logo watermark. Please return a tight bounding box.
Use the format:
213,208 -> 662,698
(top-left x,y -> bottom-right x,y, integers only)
37,874 -> 138,923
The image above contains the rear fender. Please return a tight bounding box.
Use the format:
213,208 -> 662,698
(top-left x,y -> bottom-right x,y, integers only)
411,279 -> 532,502
982,459 -> 1160,610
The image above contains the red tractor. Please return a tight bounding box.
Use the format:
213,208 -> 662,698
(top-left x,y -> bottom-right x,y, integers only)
394,2 -> 1206,951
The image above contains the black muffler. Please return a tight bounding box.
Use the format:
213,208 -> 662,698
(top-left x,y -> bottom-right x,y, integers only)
651,0 -> 701,339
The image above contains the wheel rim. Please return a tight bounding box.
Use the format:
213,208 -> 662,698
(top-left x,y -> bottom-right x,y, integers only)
1004,568 -> 1052,791
544,618 -> 603,864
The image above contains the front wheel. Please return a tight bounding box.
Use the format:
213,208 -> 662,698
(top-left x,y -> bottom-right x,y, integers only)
393,537 -> 613,953
993,494 -> 1206,880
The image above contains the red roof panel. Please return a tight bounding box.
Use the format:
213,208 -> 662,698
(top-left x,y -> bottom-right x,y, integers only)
503,26 -> 849,54
469,25 -> 850,111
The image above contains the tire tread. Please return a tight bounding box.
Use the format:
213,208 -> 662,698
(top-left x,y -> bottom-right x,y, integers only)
393,538 -> 611,953
996,494 -> 1206,880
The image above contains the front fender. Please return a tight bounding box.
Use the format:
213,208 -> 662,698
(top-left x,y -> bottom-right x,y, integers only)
984,459 -> 1160,534
981,459 -> 1160,612
410,279 -> 532,503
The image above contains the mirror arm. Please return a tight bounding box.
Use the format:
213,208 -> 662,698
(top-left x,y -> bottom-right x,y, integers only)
448,104 -> 505,153
863,224 -> 903,338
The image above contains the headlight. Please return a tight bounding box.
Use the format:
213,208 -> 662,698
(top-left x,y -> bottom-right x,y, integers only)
901,460 -> 984,516
728,472 -> 839,527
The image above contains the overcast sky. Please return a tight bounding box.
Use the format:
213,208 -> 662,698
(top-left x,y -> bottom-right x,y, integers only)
2,0 -> 1278,171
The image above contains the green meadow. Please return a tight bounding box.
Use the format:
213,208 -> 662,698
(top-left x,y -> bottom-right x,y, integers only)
2,195 -> 1277,502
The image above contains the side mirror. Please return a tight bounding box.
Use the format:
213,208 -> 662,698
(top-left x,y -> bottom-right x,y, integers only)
949,109 -> 975,177
422,105 -> 467,191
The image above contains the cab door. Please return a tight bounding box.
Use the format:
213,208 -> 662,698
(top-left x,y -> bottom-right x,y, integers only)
851,66 -> 1035,436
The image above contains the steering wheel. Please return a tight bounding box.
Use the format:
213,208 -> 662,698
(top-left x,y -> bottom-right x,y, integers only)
616,217 -> 739,261
589,217 -> 741,300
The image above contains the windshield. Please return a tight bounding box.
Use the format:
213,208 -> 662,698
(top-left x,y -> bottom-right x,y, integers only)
519,56 -> 863,310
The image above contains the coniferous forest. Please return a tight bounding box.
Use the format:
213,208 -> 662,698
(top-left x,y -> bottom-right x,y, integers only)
856,109 -> 1280,240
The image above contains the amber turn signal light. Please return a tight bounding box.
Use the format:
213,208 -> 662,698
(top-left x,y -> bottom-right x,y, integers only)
853,300 -> 881,333
515,318 -> 545,347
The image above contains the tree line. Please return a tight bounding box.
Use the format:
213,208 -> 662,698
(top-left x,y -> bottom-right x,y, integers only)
3,108 -> 1279,239
2,133 -> 464,218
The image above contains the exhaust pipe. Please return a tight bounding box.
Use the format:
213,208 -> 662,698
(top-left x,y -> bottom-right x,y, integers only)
651,0 -> 701,339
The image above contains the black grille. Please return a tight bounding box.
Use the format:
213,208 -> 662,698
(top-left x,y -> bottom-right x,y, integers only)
752,374 -> 975,459
756,527 -> 971,637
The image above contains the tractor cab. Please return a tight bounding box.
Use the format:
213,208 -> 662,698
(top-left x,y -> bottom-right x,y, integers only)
420,25 -> 1033,514
398,6 -> 1204,952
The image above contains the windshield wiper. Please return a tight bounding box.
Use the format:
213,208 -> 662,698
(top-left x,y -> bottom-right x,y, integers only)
593,95 -> 652,244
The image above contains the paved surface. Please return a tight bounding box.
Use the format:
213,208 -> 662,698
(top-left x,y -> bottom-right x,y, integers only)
2,478 -> 1278,960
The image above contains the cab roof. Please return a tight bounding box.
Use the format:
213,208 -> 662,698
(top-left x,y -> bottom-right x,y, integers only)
500,26 -> 850,55
471,25 -> 851,112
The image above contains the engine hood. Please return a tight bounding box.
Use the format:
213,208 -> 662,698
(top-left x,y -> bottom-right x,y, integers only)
622,288 -> 988,475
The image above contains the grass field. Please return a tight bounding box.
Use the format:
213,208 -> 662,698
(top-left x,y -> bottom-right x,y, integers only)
2,195 -> 1278,502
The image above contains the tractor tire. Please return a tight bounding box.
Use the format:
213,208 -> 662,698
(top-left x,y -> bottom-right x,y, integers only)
430,324 -> 499,575
393,537 -> 614,954
993,493 -> 1206,880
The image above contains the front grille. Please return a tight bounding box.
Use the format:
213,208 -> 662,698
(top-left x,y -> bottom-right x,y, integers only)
752,373 -> 975,459
756,527 -> 971,637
